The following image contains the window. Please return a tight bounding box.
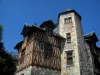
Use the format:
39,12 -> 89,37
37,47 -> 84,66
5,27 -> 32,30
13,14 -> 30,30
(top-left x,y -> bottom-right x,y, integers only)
66,50 -> 73,65
20,48 -> 25,64
64,17 -> 72,24
48,31 -> 52,37
39,42 -> 44,50
44,44 -> 52,59
66,33 -> 71,43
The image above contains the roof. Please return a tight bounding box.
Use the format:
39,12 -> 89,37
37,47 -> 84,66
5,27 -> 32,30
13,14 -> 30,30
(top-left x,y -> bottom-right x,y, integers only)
21,24 -> 31,35
58,9 -> 81,20
31,25 -> 46,31
53,32 -> 66,39
21,24 -> 46,36
84,32 -> 99,42
40,20 -> 56,30
14,41 -> 23,49
21,20 -> 65,38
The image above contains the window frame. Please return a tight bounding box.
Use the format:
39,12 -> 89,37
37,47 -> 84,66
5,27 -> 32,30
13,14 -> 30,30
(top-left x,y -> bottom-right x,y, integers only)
66,33 -> 71,43
44,44 -> 52,59
66,50 -> 73,66
39,42 -> 44,50
64,17 -> 72,24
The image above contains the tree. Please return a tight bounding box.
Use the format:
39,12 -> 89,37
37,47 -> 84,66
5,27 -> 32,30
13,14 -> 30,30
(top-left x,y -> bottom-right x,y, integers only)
0,25 -> 17,75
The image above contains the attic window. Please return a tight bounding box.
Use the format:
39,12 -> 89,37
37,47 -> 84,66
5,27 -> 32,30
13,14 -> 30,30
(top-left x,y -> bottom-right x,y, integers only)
64,17 -> 72,24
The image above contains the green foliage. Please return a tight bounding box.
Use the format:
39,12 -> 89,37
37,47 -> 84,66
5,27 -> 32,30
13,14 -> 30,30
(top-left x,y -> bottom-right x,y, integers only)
0,25 -> 17,75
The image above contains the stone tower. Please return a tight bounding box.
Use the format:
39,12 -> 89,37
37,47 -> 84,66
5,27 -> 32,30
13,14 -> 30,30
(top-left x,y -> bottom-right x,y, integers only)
58,9 -> 94,75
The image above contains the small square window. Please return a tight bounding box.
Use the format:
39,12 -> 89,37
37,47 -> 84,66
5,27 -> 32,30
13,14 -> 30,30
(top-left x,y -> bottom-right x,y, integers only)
64,17 -> 72,24
66,33 -> 71,43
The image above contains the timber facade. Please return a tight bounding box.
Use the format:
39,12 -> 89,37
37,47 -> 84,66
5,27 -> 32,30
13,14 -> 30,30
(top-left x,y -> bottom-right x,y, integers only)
14,20 -> 64,75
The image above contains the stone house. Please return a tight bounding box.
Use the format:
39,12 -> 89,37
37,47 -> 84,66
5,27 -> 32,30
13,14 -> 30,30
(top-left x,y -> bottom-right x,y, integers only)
14,9 -> 100,75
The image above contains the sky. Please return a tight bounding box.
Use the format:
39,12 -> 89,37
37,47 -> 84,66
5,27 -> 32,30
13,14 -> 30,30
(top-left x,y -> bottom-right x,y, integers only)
0,0 -> 100,53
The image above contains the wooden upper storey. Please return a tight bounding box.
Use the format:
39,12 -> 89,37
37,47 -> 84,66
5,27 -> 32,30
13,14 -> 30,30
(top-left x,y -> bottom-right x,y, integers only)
14,20 -> 65,72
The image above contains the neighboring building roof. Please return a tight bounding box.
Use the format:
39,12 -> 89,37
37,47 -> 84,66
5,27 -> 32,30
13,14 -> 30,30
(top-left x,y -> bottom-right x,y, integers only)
85,32 -> 100,51
84,32 -> 99,42
58,9 -> 81,20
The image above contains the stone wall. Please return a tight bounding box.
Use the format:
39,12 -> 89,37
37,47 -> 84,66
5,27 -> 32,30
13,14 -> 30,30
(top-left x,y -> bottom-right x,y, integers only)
59,12 -> 81,75
15,66 -> 32,75
78,42 -> 94,75
15,66 -> 60,75
74,14 -> 94,75
31,66 -> 60,75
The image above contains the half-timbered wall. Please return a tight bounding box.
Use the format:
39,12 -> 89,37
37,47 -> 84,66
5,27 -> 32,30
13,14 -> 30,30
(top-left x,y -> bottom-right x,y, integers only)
16,29 -> 61,73
32,30 -> 61,70
16,37 -> 33,72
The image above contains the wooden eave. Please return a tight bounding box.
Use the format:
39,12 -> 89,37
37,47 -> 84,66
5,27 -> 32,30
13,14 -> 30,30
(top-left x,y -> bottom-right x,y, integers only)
21,25 -> 31,36
21,24 -> 46,36
14,41 -> 23,50
26,25 -> 46,35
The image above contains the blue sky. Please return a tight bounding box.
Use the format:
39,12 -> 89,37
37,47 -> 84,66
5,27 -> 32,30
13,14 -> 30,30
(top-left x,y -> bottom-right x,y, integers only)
0,0 -> 100,53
